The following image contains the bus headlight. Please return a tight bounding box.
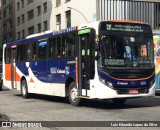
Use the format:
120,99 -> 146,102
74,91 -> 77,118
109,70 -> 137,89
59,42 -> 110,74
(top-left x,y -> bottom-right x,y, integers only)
150,79 -> 155,87
106,81 -> 113,88
99,77 -> 113,89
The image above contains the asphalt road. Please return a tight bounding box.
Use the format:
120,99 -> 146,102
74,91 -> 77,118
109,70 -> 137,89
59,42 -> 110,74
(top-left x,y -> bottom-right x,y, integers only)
0,87 -> 160,130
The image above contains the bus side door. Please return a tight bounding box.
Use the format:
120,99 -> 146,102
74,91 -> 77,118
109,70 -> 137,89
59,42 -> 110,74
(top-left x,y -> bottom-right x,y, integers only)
11,46 -> 17,89
78,28 -> 95,97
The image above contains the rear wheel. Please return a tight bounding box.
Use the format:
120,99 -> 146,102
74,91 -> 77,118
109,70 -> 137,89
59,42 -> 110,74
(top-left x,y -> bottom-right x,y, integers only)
68,82 -> 81,106
112,98 -> 127,105
21,80 -> 29,98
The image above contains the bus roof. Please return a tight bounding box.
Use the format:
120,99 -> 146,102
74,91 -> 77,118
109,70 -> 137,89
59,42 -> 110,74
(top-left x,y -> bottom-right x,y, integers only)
5,26 -> 77,47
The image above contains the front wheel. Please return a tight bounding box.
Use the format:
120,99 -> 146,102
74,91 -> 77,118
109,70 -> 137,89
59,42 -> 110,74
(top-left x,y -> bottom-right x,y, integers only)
21,80 -> 29,98
68,82 -> 82,106
112,98 -> 127,105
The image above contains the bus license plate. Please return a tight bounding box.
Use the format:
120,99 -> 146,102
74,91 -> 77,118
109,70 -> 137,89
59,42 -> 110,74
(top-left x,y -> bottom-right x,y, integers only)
129,90 -> 138,94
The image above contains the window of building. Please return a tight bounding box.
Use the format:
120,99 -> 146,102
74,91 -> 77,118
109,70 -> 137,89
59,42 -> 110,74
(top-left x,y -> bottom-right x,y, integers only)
17,17 -> 20,25
18,32 -> 20,40
21,14 -> 25,23
43,21 -> 48,31
17,2 -> 20,11
3,36 -> 7,43
9,6 -> 12,14
66,10 -> 71,28
65,0 -> 71,3
37,5 -> 41,16
3,10 -> 6,18
28,0 -> 33,4
43,2 -> 47,13
56,0 -> 61,7
3,0 -> 7,5
3,23 -> 7,30
56,14 -> 61,30
28,9 -> 34,20
22,30 -> 25,39
37,23 -> 41,33
9,20 -> 12,29
21,0 -> 24,8
9,34 -> 13,41
28,26 -> 34,35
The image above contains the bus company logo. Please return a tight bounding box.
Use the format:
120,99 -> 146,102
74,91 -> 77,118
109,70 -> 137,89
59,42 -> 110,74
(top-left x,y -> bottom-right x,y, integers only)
106,24 -> 112,30
141,81 -> 146,85
57,69 -> 65,74
50,67 -> 57,74
117,81 -> 128,85
65,66 -> 70,75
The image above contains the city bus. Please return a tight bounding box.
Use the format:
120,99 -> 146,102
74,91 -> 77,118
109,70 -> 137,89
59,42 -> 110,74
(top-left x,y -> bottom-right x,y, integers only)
2,20 -> 155,106
153,33 -> 160,93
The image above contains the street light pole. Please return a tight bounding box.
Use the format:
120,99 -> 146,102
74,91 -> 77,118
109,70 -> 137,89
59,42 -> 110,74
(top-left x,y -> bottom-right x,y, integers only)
67,7 -> 89,23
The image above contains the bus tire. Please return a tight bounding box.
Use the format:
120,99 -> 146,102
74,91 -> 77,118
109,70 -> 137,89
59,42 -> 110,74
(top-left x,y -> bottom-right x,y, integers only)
112,98 -> 127,105
21,80 -> 29,99
68,82 -> 81,106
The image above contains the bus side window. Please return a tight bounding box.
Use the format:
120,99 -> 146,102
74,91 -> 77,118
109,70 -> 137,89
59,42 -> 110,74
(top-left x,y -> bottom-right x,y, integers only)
27,42 -> 36,61
57,37 -> 61,58
17,44 -> 26,62
49,38 -> 57,59
5,47 -> 11,64
38,40 -> 47,60
62,36 -> 66,58
66,34 -> 75,57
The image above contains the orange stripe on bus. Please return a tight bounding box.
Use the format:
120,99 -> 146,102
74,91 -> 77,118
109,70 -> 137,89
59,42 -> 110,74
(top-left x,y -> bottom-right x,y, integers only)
5,64 -> 21,81
107,20 -> 144,24
76,57 -> 78,85
5,64 -> 11,81
98,69 -> 154,81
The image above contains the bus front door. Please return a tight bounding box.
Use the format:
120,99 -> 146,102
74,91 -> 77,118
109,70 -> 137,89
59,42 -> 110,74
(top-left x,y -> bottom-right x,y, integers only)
11,47 -> 17,89
78,28 -> 95,97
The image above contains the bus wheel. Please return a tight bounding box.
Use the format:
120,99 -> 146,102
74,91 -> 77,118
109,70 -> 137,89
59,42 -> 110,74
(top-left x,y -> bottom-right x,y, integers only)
21,80 -> 29,99
112,98 -> 127,105
68,82 -> 81,106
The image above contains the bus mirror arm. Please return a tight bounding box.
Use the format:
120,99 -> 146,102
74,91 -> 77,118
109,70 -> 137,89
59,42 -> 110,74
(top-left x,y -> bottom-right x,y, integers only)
95,51 -> 100,60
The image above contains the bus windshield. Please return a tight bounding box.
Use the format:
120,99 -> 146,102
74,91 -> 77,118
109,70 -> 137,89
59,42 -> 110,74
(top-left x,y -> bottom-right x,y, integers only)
98,33 -> 154,69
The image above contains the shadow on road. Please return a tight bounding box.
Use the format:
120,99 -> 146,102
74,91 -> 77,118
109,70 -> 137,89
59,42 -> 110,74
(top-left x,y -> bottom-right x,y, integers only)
13,92 -> 160,110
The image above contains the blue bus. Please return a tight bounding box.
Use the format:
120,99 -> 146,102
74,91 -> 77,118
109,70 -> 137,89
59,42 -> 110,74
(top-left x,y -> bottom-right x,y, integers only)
3,20 -> 155,106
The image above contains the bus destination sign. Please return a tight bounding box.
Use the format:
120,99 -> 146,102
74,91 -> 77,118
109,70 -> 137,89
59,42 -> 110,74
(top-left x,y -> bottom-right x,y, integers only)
100,22 -> 149,33
105,24 -> 143,32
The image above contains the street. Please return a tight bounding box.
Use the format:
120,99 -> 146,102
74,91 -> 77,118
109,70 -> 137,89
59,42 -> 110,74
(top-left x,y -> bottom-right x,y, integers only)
0,87 -> 160,130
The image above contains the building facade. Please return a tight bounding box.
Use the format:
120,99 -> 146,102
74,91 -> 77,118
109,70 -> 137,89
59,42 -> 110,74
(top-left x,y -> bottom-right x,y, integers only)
1,0 -> 16,43
97,0 -> 160,32
15,0 -> 53,40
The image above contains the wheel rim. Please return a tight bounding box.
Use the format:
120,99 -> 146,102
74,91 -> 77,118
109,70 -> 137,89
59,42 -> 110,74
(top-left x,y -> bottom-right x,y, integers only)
22,84 -> 26,96
70,87 -> 78,102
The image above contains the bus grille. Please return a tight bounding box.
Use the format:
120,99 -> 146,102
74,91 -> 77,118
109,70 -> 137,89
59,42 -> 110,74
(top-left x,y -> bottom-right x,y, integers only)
116,88 -> 149,95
